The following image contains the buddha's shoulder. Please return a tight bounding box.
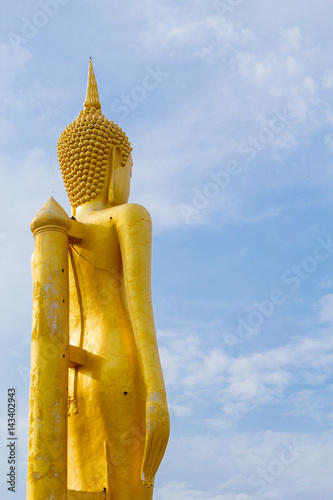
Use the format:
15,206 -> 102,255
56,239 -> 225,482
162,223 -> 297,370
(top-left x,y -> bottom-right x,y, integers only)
110,203 -> 151,225
81,204 -> 151,230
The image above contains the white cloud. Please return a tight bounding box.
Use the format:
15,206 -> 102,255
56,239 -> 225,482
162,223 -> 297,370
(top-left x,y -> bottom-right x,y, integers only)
170,404 -> 192,418
279,26 -> 303,53
285,56 -> 300,74
324,132 -> 333,152
316,278 -> 333,289
285,386 -> 333,425
137,12 -> 254,59
0,116 -> 18,147
156,482 -> 247,500
313,293 -> 333,324
158,431 -> 333,499
0,41 -> 31,110
237,53 -> 273,85
322,68 -> 333,89
161,295 -> 333,422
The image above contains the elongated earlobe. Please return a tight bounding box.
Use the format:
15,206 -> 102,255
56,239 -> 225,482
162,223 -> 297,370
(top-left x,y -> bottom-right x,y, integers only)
108,146 -> 122,204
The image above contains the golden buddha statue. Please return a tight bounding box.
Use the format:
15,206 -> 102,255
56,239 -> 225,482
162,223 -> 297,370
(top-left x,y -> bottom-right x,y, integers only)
27,60 -> 169,500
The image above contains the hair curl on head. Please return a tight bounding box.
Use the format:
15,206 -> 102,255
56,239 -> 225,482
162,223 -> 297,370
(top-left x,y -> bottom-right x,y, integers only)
57,107 -> 132,208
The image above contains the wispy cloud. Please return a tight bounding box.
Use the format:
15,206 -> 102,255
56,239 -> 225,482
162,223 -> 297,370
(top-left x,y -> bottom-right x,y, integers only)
161,293 -> 333,423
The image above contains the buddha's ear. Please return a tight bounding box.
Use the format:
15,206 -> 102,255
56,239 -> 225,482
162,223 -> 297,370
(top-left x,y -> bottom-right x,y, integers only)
108,146 -> 122,204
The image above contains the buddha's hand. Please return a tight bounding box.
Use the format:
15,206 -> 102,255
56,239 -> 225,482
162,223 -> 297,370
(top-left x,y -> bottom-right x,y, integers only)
141,389 -> 170,488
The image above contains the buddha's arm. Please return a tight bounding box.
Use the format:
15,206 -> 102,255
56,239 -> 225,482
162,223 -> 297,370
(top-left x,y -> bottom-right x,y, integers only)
116,203 -> 170,487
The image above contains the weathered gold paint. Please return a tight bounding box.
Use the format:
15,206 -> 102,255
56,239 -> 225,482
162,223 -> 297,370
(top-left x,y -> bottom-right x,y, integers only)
27,60 -> 169,499
28,198 -> 71,499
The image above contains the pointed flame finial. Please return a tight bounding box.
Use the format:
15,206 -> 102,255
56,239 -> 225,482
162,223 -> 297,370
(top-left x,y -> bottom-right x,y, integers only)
84,58 -> 101,110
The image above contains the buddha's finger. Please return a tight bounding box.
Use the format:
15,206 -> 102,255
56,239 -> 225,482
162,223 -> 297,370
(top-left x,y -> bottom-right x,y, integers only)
141,432 -> 154,483
144,434 -> 161,486
145,436 -> 164,486
152,438 -> 167,477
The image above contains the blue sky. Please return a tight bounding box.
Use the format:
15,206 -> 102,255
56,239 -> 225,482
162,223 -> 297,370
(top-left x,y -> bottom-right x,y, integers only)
1,0 -> 333,498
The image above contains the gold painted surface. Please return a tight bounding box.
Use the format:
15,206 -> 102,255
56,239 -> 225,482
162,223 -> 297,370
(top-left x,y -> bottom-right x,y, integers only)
57,59 -> 132,209
69,345 -> 86,368
27,61 -> 169,499
27,198 -> 70,500
68,220 -> 84,243
67,490 -> 106,499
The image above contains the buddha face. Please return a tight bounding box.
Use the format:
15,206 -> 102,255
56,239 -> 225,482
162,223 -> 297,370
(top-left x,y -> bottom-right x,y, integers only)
111,153 -> 133,206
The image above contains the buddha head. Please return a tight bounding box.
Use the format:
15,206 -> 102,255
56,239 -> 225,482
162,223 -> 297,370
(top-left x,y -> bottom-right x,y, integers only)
57,60 -> 133,214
